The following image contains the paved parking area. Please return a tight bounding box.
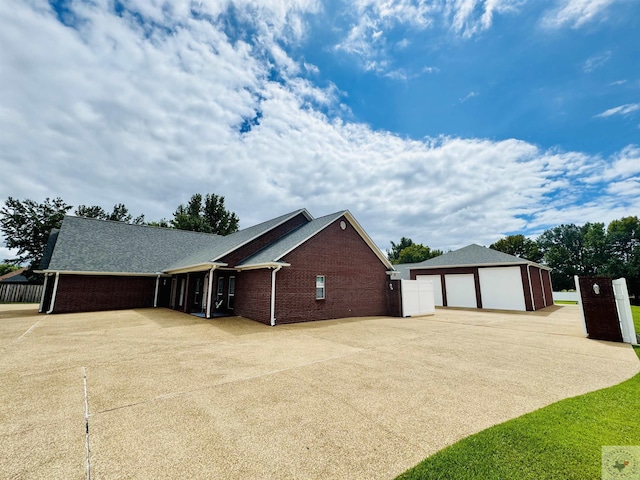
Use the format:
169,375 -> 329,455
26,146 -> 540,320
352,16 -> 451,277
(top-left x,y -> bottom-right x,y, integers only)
1,304 -> 638,479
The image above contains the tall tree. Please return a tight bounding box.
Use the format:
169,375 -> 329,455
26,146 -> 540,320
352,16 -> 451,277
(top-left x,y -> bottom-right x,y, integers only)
0,263 -> 19,276
387,237 -> 414,263
172,193 -> 239,234
75,203 -> 145,224
490,234 -> 542,263
537,222 -> 608,290
0,197 -> 72,269
605,216 -> 640,298
396,243 -> 443,264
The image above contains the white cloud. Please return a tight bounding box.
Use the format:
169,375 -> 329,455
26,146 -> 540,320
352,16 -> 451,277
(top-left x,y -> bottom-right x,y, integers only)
459,91 -> 479,103
583,51 -> 611,73
595,103 -> 640,118
334,0 -> 522,76
0,0 -> 638,258
542,0 -> 623,29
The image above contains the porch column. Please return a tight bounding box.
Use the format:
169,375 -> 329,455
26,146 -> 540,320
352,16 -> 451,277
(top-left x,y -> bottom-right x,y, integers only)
206,266 -> 215,319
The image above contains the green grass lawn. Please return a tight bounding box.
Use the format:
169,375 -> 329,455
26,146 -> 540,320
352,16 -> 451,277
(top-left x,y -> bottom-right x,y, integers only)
632,305 -> 640,335
396,346 -> 640,480
554,300 -> 578,305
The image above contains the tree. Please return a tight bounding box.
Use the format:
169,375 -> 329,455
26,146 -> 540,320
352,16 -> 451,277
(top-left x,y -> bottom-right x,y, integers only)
387,237 -> 414,263
172,193 -> 239,235
490,234 -> 542,263
75,203 -> 145,224
536,223 -> 608,290
0,197 -> 72,269
605,216 -> 640,299
396,243 -> 443,264
0,263 -> 19,276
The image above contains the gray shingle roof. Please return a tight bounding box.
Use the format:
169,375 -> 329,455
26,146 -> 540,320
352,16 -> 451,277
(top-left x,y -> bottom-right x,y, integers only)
46,216 -> 223,274
237,211 -> 346,267
45,209 -> 313,274
407,244 -> 548,270
162,209 -> 311,271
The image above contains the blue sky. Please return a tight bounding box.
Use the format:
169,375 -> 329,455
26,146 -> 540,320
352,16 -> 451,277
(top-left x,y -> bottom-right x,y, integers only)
1,0 -> 639,261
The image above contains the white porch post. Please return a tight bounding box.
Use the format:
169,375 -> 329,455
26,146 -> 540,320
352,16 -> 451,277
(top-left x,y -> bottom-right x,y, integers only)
206,266 -> 215,319
39,273 -> 49,313
46,272 -> 60,314
153,275 -> 160,308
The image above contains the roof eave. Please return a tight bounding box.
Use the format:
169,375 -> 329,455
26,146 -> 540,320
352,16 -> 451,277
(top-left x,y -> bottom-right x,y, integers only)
236,261 -> 291,271
38,270 -> 171,277
163,262 -> 228,275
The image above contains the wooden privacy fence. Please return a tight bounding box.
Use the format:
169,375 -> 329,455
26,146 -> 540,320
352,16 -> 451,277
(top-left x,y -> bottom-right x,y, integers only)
0,284 -> 43,303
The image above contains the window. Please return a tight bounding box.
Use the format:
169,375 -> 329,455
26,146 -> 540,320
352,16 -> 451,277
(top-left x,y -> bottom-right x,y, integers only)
316,275 -> 325,300
216,277 -> 224,309
228,276 -> 236,309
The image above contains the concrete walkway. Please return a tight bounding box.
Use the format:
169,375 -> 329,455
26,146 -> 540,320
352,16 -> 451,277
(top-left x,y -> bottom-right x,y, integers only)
1,304 -> 638,479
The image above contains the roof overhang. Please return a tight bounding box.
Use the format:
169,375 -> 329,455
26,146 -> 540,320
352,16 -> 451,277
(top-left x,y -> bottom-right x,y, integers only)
236,261 -> 291,271
36,270 -> 171,277
162,262 -> 228,275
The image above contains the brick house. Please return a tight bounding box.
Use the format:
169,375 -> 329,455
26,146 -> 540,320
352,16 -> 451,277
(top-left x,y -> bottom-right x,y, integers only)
38,209 -> 396,325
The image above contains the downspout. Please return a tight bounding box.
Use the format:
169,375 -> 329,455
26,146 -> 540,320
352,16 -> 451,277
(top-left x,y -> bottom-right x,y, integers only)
270,266 -> 282,326
206,265 -> 216,319
153,275 -> 160,308
39,273 -> 50,313
46,272 -> 60,314
527,264 -> 534,311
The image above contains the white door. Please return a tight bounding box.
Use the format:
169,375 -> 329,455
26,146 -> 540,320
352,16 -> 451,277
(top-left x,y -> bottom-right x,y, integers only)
445,274 -> 477,308
401,279 -> 435,317
416,275 -> 443,306
478,267 -> 526,311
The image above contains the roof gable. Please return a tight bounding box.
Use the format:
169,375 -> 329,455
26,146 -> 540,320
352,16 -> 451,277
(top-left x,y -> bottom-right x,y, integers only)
238,211 -> 393,270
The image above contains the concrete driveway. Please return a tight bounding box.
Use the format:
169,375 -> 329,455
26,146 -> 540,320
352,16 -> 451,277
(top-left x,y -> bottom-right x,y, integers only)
1,304 -> 638,479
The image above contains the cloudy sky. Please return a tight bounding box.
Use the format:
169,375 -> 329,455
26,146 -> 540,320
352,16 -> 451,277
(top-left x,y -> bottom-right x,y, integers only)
1,0 -> 639,261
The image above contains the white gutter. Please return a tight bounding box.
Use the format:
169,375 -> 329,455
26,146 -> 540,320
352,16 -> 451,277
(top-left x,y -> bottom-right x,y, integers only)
39,273 -> 50,313
206,265 -> 216,319
153,275 -> 160,308
527,265 -> 535,311
270,265 -> 282,326
46,272 -> 60,314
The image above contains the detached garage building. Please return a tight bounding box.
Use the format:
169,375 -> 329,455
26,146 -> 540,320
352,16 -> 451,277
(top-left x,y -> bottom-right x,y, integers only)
397,244 -> 553,312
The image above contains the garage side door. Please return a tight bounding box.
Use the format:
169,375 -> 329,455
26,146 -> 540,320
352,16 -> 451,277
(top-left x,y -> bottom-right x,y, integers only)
416,275 -> 443,306
444,274 -> 477,308
478,267 -> 526,311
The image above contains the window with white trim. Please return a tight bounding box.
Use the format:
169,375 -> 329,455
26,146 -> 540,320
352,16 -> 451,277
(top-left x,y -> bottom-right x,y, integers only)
316,275 -> 325,300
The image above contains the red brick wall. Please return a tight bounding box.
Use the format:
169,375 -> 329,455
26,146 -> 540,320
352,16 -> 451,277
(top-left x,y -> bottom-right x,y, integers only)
52,275 -> 156,313
234,269 -> 272,324
273,216 -> 389,324
219,213 -> 309,266
541,269 -> 553,307
530,266 -> 545,310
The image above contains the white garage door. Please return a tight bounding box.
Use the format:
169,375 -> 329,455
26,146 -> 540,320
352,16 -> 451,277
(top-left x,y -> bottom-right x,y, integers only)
444,274 -> 477,308
478,267 -> 526,311
416,275 -> 443,306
